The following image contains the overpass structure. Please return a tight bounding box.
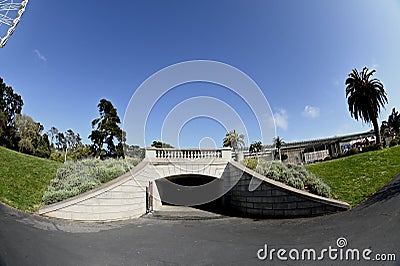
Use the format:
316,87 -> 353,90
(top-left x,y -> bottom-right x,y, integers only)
39,148 -> 349,221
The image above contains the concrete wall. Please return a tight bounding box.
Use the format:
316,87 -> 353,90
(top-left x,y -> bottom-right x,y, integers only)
38,159 -> 228,221
39,158 -> 349,221
39,160 -> 162,221
221,161 -> 349,217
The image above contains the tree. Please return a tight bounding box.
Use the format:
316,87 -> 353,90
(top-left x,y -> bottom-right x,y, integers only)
62,129 -> 83,162
388,108 -> 400,134
345,67 -> 388,145
55,132 -> 66,151
223,130 -> 245,152
273,136 -> 284,161
124,144 -> 145,158
14,114 -> 50,158
380,120 -> 389,138
249,141 -> 263,154
150,141 -> 174,148
48,126 -> 59,148
89,99 -> 124,159
0,77 -> 24,149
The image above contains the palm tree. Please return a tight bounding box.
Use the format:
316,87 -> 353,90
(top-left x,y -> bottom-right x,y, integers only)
388,108 -> 400,134
223,130 -> 245,153
249,141 -> 263,154
273,136 -> 284,161
345,67 -> 388,145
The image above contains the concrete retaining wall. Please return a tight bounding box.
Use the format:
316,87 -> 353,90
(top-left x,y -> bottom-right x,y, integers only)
39,160 -> 162,221
222,161 -> 349,217
39,159 -> 349,221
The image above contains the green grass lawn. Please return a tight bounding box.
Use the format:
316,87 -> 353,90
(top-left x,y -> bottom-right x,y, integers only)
307,145 -> 400,207
0,146 -> 59,212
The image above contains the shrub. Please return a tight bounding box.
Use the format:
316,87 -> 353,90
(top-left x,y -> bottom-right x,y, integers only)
50,152 -> 64,163
242,158 -> 258,170
287,176 -> 305,190
304,174 -> 331,198
389,138 -> 398,147
346,148 -> 359,156
245,159 -> 331,198
42,157 -> 140,205
363,143 -> 382,152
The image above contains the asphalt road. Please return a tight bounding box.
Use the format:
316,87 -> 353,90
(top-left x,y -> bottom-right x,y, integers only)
1,175 -> 400,266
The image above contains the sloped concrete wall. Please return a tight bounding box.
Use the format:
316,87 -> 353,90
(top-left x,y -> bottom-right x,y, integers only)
222,161 -> 350,217
39,159 -> 349,221
38,159 -> 229,221
39,160 -> 162,221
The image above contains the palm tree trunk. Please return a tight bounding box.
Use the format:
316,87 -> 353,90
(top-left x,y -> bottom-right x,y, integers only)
372,118 -> 381,145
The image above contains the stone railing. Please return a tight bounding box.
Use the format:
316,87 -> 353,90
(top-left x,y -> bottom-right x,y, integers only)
145,147 -> 232,160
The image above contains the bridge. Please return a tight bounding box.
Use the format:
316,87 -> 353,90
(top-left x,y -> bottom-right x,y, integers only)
39,148 -> 349,221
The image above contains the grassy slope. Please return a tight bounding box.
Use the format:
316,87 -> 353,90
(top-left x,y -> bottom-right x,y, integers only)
307,145 -> 400,207
0,146 -> 59,212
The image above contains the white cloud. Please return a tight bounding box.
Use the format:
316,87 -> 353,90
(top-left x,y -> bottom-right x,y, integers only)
302,105 -> 320,118
273,108 -> 288,130
34,49 -> 47,62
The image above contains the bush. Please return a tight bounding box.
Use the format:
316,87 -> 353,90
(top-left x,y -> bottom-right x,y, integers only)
242,158 -> 258,170
50,152 -> 64,163
246,160 -> 331,198
389,138 -> 398,147
363,143 -> 382,152
42,157 -> 140,205
304,173 -> 331,198
287,176 -> 305,190
346,148 -> 359,156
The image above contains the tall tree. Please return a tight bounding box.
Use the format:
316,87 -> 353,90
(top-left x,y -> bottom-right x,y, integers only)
345,67 -> 388,145
151,140 -> 174,148
249,141 -> 263,154
388,108 -> 400,134
89,99 -> 124,159
55,132 -> 66,151
0,77 -> 24,149
273,136 -> 285,161
63,129 -> 82,162
48,126 -> 59,147
223,130 -> 245,152
14,114 -> 50,158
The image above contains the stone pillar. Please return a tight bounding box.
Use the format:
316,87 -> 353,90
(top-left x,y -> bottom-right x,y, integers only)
237,151 -> 244,162
145,148 -> 157,158
221,147 -> 233,160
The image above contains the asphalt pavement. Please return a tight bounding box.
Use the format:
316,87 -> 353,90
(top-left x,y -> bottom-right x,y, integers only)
1,175 -> 400,265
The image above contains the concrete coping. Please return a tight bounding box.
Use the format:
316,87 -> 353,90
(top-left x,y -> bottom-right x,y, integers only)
39,159 -> 150,215
228,160 -> 351,209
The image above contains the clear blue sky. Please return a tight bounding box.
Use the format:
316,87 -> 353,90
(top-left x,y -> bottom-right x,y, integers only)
1,0 -> 400,148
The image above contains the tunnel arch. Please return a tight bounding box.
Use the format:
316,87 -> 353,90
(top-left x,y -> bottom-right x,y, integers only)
154,173 -> 224,206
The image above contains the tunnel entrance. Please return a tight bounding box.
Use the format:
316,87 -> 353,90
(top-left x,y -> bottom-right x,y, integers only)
164,174 -> 215,186
155,174 -> 225,208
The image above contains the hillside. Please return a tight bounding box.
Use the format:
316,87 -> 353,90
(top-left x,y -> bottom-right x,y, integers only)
0,147 -> 59,212
307,145 -> 400,206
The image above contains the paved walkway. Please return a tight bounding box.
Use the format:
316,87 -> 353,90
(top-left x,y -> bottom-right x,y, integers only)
1,175 -> 400,265
145,205 -> 225,220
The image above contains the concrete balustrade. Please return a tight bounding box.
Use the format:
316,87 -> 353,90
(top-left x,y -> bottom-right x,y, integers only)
145,147 -> 232,160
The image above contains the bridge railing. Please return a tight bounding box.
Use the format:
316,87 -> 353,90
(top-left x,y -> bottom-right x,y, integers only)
145,147 -> 232,160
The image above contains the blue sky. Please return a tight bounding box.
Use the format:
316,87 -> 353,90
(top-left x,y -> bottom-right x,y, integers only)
1,0 -> 400,148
